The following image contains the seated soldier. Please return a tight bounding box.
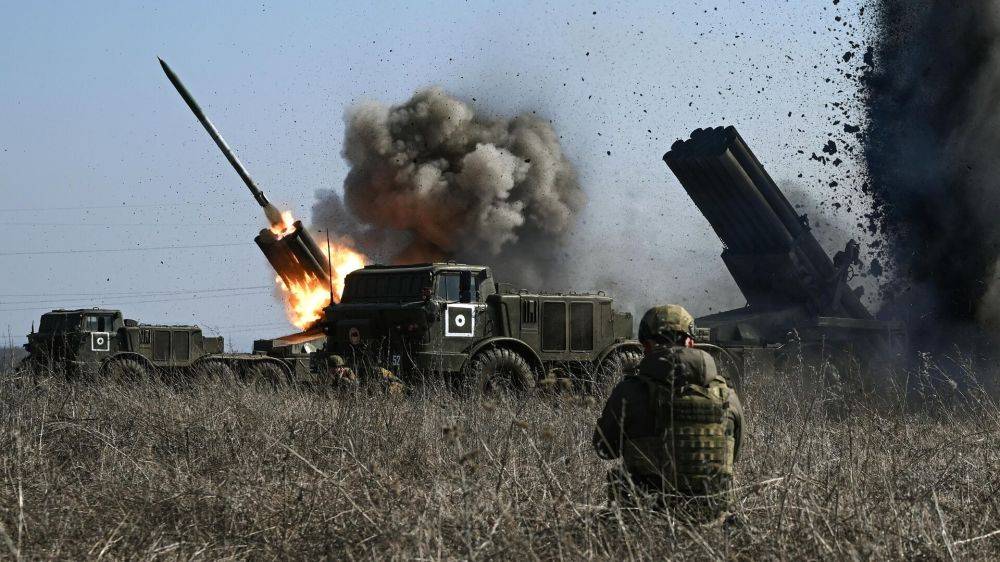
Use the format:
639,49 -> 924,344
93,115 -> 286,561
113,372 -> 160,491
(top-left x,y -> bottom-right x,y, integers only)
592,305 -> 744,517
331,355 -> 405,394
327,355 -> 358,387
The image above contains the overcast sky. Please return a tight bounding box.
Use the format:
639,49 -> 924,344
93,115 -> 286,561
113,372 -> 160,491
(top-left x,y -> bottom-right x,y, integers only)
0,0 -> 870,350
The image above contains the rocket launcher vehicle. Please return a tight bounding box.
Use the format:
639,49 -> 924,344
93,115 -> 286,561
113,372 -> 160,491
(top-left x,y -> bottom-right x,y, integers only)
254,221 -> 331,291
664,126 -> 905,358
158,58 -> 285,228
159,57 -> 333,295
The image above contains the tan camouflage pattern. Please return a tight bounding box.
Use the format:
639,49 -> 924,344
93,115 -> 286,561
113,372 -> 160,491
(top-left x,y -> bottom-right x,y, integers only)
622,374 -> 734,489
638,304 -> 696,341
593,345 -> 744,509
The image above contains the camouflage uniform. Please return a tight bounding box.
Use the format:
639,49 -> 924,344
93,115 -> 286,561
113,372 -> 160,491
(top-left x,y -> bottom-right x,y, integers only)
376,367 -> 406,394
593,305 -> 744,515
327,355 -> 358,387
328,356 -> 405,394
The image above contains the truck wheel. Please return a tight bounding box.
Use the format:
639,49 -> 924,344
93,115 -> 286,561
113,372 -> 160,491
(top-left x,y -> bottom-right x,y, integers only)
194,361 -> 237,383
777,343 -> 856,381
102,358 -> 151,382
596,349 -> 643,388
465,348 -> 534,393
246,361 -> 289,388
20,357 -> 44,377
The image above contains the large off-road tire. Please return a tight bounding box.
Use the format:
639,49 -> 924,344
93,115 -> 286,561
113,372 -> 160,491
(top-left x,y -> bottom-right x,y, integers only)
595,348 -> 643,389
245,361 -> 290,388
193,360 -> 237,383
19,357 -> 46,377
464,348 -> 534,393
776,343 -> 859,384
101,358 -> 151,382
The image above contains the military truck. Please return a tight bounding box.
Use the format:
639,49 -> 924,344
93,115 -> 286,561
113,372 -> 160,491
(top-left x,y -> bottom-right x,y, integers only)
23,308 -> 297,382
663,126 -> 906,374
252,330 -> 326,383
320,263 -> 642,390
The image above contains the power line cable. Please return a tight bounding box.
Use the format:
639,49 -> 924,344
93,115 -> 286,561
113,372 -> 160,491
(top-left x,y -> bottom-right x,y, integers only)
0,201 -> 309,213
0,242 -> 251,256
200,321 -> 291,330
3,321 -> 295,340
0,284 -> 273,298
209,324 -> 301,334
0,221 -> 259,227
0,290 -> 274,312
0,290 -> 275,305
0,202 -> 242,212
0,289 -> 271,309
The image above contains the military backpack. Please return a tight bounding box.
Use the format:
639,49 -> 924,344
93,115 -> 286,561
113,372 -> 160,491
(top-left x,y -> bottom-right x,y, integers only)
622,347 -> 736,495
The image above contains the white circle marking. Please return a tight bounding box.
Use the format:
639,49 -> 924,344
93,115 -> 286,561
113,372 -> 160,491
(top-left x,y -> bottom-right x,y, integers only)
455,314 -> 466,328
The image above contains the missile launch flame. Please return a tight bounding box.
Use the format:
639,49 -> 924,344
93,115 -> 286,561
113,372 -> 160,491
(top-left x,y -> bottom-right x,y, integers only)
258,209 -> 367,329
269,210 -> 297,238
159,58 -> 368,329
272,227 -> 367,329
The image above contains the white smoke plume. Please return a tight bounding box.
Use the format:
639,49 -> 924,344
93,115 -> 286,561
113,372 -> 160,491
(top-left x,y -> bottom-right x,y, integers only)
312,87 -> 586,288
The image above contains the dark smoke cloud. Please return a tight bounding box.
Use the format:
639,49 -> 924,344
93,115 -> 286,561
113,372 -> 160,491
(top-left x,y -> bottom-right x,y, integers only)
864,0 -> 1000,343
312,87 -> 586,288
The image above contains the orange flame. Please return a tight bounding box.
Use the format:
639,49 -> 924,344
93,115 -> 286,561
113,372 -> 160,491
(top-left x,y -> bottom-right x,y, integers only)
269,210 -> 297,238
269,210 -> 367,329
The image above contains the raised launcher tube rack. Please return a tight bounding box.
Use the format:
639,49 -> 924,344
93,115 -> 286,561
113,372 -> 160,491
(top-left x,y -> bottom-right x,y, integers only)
663,126 -> 904,356
254,220 -> 331,292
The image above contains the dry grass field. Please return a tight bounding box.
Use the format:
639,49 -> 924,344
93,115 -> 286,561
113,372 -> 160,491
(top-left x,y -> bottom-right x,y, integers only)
1,354 -> 999,560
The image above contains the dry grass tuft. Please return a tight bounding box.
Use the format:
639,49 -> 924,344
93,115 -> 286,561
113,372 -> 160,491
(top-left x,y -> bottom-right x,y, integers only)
1,358 -> 998,559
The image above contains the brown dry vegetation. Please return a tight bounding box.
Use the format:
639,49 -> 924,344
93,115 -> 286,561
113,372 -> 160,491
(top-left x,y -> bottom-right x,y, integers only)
1,357 -> 999,560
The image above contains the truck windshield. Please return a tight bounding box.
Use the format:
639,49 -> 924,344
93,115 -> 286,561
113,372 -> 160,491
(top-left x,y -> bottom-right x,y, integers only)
341,272 -> 429,302
435,271 -> 488,302
436,273 -> 461,301
83,315 -> 114,332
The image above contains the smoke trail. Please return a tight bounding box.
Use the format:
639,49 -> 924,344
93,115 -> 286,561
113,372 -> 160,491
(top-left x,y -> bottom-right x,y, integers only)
311,87 -> 586,288
864,0 -> 1000,344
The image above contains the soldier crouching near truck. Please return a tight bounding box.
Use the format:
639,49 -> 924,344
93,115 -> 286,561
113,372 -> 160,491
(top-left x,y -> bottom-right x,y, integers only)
327,355 -> 358,387
592,305 -> 744,520
326,354 -> 405,394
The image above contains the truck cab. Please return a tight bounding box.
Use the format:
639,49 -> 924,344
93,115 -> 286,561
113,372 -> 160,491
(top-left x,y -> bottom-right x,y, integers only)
327,263 -> 487,373
25,308 -> 224,377
25,309 -> 125,374
322,263 -> 640,388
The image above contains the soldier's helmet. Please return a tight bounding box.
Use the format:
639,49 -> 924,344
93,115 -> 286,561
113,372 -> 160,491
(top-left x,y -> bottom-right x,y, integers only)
638,304 -> 696,342
328,354 -> 347,368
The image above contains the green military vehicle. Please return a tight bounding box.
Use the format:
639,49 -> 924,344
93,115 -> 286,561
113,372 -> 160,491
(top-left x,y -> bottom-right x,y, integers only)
252,330 -> 327,383
322,263 -> 642,390
23,308 -> 297,382
663,127 -> 906,376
